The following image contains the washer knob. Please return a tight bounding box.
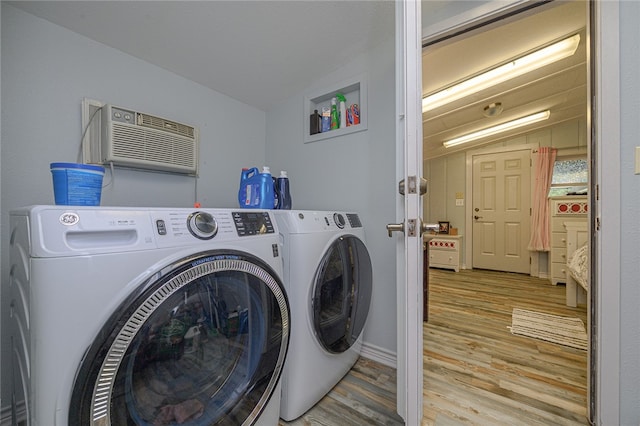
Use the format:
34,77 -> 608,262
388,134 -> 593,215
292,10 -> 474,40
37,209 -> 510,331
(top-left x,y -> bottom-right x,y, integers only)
187,211 -> 217,239
333,213 -> 346,229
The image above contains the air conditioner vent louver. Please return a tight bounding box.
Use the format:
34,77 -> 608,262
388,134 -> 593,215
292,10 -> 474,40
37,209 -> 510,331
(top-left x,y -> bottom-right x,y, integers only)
137,113 -> 195,139
98,105 -> 198,175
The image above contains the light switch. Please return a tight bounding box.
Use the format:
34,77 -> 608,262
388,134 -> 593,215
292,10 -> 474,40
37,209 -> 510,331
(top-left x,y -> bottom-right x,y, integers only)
456,199 -> 464,206
636,147 -> 640,175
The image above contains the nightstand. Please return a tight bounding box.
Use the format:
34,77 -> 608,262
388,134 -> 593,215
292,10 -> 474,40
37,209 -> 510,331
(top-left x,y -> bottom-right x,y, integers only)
426,235 -> 463,272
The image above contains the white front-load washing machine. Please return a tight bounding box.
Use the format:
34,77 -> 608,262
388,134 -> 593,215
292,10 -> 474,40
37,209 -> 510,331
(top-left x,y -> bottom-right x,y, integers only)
273,210 -> 372,421
8,206 -> 289,426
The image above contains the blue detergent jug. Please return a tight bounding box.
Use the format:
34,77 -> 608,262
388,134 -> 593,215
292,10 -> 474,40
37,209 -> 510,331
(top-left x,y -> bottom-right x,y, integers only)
238,167 -> 275,209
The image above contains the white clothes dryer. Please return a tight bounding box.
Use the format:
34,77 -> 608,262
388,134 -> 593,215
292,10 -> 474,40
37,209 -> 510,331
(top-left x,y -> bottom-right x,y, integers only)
8,206 -> 290,426
273,210 -> 372,421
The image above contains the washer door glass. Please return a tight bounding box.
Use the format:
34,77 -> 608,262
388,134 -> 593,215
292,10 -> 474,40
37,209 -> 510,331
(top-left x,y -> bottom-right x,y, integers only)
70,251 -> 289,426
312,235 -> 372,354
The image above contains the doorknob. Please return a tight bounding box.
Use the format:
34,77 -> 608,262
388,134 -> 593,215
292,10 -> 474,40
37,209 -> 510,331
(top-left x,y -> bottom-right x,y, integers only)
474,215 -> 483,220
387,222 -> 404,237
422,222 -> 439,233
387,220 -> 438,237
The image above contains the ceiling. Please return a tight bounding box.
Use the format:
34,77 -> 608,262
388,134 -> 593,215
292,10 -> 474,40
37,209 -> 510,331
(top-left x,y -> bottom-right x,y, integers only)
422,1 -> 588,159
8,1 -> 587,160
8,1 -> 395,111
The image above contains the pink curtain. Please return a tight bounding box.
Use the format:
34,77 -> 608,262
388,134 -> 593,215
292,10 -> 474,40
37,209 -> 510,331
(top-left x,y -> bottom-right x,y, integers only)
528,147 -> 557,251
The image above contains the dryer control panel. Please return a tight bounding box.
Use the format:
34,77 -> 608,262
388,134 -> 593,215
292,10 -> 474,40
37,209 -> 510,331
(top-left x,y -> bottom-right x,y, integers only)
274,210 -> 362,234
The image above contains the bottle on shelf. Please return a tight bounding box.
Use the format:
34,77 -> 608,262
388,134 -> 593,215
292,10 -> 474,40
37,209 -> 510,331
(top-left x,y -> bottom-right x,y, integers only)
330,97 -> 339,130
310,109 -> 321,135
336,93 -> 347,129
321,106 -> 331,132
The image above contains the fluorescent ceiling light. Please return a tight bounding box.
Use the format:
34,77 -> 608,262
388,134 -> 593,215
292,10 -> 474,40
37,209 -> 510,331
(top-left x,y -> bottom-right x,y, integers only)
443,110 -> 550,148
422,34 -> 580,112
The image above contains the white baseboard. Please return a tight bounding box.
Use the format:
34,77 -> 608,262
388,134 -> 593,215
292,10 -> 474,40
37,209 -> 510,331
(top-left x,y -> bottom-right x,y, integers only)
360,341 -> 396,368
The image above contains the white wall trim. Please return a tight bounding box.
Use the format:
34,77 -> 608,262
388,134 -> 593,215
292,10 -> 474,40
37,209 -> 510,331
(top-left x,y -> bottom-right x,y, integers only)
360,341 -> 397,369
422,0 -> 529,44
594,1 -> 621,424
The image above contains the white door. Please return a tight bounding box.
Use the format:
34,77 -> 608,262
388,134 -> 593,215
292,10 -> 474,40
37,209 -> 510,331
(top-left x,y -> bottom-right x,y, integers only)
472,149 -> 531,273
392,0 -> 422,424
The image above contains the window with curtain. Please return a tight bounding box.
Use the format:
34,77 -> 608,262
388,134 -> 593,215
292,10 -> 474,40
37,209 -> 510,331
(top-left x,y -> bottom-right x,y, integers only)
548,157 -> 588,197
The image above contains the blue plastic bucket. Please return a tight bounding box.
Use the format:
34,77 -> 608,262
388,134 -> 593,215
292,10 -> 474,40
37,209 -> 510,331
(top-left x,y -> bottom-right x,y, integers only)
50,162 -> 105,206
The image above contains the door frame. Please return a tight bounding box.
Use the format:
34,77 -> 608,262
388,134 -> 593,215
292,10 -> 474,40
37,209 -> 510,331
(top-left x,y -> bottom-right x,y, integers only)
395,0 -> 423,423
591,1 -> 620,424
419,1 -> 621,424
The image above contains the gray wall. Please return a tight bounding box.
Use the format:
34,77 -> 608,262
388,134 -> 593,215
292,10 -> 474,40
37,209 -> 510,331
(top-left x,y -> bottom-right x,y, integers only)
265,38 -> 397,353
0,5 -> 267,211
0,4 -> 268,415
2,1 -> 639,424
619,1 -> 640,422
0,3 -> 398,418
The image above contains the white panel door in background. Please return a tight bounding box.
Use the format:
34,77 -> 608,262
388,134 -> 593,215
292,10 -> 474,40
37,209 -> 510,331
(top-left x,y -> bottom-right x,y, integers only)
472,149 -> 531,273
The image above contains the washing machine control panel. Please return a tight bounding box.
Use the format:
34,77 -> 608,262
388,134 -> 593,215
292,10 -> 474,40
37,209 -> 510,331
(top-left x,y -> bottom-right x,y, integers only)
232,211 -> 275,236
152,209 -> 241,246
186,211 -> 218,240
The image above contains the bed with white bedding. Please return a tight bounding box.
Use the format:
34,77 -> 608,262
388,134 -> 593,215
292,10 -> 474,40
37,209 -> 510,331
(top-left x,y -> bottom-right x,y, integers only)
564,222 -> 589,307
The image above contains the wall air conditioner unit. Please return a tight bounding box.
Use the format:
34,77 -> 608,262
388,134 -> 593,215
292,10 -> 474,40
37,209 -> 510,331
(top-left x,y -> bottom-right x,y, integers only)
96,105 -> 199,175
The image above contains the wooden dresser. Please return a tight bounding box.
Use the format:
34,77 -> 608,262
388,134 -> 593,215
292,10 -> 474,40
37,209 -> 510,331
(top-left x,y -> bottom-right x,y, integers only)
549,196 -> 588,285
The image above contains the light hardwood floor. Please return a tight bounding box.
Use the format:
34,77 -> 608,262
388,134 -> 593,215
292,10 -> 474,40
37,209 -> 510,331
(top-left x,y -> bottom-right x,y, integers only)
280,268 -> 589,425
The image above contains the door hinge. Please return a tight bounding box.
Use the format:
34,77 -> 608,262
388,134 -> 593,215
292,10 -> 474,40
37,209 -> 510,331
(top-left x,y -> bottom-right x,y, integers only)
596,217 -> 601,231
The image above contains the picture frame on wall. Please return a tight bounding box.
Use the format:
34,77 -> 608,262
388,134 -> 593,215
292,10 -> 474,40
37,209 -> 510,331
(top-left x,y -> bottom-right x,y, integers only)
438,221 -> 450,234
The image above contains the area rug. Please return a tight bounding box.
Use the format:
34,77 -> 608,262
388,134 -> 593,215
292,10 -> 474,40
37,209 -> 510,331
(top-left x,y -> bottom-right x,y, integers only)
509,308 -> 588,350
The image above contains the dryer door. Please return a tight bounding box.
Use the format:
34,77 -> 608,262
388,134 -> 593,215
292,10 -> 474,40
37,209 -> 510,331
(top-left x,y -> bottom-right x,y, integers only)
312,235 -> 373,354
69,251 -> 289,426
